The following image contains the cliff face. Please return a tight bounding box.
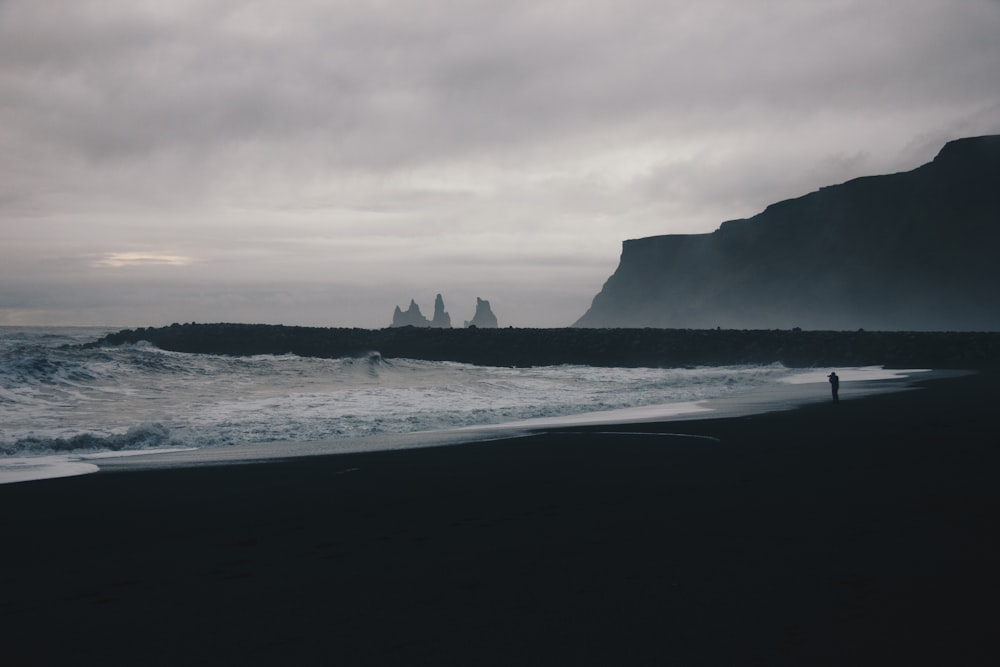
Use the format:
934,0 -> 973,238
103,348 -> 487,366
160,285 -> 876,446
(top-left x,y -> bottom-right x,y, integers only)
574,135 -> 1000,330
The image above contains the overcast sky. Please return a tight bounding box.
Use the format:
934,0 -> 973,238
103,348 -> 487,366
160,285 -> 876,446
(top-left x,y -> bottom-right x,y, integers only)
2,0 -> 999,328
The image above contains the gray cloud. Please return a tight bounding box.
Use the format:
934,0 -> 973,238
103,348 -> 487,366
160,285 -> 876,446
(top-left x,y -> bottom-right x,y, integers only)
2,0 -> 999,327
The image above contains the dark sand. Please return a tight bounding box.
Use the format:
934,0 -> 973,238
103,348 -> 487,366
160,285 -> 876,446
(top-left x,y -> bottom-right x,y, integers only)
2,371 -> 998,666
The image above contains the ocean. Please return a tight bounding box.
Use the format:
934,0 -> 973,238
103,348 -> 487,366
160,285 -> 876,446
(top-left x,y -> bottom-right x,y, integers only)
0,326 -> 923,483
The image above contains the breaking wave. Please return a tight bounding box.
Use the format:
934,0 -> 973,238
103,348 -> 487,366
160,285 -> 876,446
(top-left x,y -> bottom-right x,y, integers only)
2,327 -> 804,458
2,423 -> 176,457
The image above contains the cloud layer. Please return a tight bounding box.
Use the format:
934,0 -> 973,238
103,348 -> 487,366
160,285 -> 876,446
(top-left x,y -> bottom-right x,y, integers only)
3,0 -> 1000,327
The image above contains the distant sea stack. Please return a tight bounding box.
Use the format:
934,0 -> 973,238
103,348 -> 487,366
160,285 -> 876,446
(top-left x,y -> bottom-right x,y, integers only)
391,294 -> 497,328
575,135 -> 1000,331
392,294 -> 452,328
431,294 -> 452,328
392,299 -> 433,327
465,297 -> 499,328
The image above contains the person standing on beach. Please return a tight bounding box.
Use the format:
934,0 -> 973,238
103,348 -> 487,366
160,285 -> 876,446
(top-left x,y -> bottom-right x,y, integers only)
828,372 -> 840,403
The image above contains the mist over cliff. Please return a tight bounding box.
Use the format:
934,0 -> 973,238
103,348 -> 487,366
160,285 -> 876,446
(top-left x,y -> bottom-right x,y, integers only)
575,135 -> 1000,331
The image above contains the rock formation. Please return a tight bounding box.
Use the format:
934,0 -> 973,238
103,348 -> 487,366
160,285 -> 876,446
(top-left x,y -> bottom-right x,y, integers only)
392,295 -> 453,328
465,297 -> 499,328
392,299 -> 431,327
574,135 -> 1000,331
431,294 -> 451,328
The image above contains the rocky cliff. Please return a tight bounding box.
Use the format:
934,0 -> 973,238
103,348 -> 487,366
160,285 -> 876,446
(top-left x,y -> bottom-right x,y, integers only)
575,135 -> 1000,330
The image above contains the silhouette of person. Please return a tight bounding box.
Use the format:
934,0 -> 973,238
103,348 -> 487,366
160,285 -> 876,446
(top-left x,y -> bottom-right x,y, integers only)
828,372 -> 840,403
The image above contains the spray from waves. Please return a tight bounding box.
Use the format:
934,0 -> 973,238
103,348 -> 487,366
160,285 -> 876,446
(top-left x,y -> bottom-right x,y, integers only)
2,423 -> 177,457
2,327 -> 807,458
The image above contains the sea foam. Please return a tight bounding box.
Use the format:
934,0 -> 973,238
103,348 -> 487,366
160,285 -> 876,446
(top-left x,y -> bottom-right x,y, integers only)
0,327 -> 928,474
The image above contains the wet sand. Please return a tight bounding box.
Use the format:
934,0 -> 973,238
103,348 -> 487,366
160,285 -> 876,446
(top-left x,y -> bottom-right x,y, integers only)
2,370 -> 998,666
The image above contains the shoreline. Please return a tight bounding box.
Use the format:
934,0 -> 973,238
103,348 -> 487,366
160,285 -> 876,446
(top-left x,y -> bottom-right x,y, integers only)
2,369 -> 997,664
1,365 -> 945,483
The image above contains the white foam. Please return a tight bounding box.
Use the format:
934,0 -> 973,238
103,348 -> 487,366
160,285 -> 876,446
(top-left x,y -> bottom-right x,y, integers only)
78,447 -> 199,460
60,368 -> 954,475
781,366 -> 931,384
0,448 -> 199,485
0,325 -> 945,468
470,400 -> 714,430
3,342 -> 799,452
0,457 -> 99,484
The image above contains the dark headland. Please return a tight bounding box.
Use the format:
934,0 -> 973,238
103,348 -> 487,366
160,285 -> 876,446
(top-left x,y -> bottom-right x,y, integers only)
576,135 -> 1000,330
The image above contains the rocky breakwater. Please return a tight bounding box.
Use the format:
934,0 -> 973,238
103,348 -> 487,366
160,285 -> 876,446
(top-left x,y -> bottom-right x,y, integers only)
87,324 -> 1000,370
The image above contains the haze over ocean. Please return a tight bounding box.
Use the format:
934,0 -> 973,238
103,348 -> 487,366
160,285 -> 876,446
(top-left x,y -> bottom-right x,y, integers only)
3,1 -> 1000,328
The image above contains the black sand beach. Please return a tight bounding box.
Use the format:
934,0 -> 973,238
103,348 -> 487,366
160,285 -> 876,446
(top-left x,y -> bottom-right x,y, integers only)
2,370 -> 998,666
